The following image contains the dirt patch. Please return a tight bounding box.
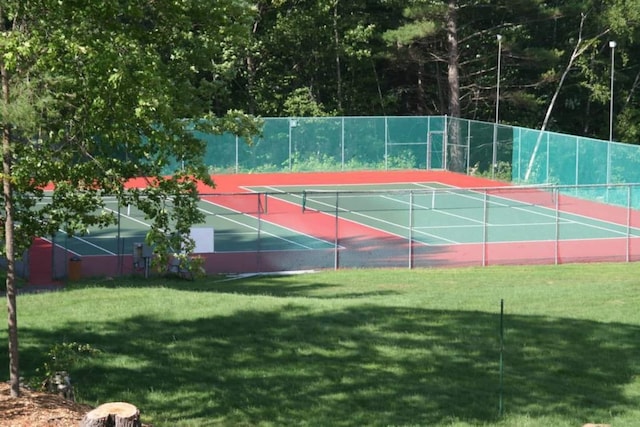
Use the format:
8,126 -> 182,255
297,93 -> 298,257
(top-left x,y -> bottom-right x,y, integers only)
0,382 -> 92,426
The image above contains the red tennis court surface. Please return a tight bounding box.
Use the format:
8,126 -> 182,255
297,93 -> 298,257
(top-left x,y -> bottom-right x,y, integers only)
27,170 -> 640,284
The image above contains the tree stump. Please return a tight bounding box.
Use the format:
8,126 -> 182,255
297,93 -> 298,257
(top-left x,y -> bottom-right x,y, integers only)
80,402 -> 141,427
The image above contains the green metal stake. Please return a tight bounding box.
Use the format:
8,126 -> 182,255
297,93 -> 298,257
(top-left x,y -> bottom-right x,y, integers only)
499,298 -> 504,417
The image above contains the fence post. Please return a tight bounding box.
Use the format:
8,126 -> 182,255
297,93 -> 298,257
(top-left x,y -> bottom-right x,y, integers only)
288,118 -> 294,171
257,193 -> 262,271
482,189 -> 488,266
575,138 -> 580,186
466,121 -> 472,174
409,191 -> 414,269
384,117 -> 388,170
555,185 -> 560,265
341,117 -> 345,170
627,185 -> 631,262
426,117 -> 431,170
443,115 -> 448,171
516,127 -> 522,181
545,132 -> 550,182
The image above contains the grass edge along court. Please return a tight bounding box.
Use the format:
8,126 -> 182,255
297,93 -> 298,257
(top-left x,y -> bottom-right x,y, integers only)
3,262 -> 640,426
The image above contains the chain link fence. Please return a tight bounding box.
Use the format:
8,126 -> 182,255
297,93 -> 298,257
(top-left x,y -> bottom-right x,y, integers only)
27,116 -> 640,280
41,182 -> 640,280
191,115 -> 640,208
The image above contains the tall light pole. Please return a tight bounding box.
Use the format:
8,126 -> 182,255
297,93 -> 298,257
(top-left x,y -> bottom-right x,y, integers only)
608,40 -> 616,186
492,34 -> 502,178
609,40 -> 616,142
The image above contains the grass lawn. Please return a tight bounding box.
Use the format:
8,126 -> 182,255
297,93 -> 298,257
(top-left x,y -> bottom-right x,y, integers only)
2,263 -> 640,426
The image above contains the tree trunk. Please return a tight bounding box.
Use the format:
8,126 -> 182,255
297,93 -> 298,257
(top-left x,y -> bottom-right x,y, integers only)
1,42 -> 20,398
246,4 -> 265,116
523,14 -> 606,182
446,0 -> 464,172
333,0 -> 343,112
81,402 -> 142,427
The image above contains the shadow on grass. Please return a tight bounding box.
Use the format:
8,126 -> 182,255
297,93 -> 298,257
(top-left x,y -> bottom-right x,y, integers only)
6,303 -> 640,426
67,275 -> 399,299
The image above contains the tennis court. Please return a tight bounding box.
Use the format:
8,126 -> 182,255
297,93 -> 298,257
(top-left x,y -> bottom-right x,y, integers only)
246,182 -> 640,245
32,170 -> 640,280
45,195 -> 335,258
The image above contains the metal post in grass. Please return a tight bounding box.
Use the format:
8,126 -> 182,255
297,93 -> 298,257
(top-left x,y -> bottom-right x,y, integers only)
499,298 -> 504,417
334,191 -> 339,270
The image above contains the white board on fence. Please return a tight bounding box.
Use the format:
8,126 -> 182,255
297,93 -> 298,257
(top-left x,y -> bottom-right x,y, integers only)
190,227 -> 214,253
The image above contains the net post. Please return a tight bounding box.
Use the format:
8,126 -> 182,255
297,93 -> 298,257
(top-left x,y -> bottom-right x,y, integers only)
302,190 -> 307,213
258,192 -> 268,214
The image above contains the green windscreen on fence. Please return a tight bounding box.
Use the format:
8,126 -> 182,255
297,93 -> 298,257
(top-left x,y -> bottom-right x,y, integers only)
192,116 -> 447,173
447,118 -> 513,173
513,126 -> 640,207
166,115 -> 640,207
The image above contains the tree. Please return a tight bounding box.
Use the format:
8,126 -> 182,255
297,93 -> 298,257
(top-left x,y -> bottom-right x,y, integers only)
237,0 -> 391,116
1,1 -> 258,397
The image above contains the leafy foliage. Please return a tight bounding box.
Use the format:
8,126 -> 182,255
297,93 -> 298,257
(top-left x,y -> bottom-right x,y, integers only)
0,0 -> 260,396
220,1 -> 640,145
31,341 -> 100,392
0,1 -> 260,260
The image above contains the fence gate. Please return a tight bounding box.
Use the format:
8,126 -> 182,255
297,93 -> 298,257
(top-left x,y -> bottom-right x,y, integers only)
427,131 -> 445,169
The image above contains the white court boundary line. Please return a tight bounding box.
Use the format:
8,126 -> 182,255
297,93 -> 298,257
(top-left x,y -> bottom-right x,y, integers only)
258,182 -> 640,245
198,197 -> 339,250
411,183 -> 640,237
261,186 -> 460,244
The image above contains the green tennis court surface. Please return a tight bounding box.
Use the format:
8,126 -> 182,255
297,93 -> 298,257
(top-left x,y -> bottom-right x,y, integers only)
247,182 -> 640,245
44,181 -> 640,257
46,197 -> 335,256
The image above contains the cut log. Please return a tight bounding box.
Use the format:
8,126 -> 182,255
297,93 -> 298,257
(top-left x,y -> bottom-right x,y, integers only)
80,401 -> 141,427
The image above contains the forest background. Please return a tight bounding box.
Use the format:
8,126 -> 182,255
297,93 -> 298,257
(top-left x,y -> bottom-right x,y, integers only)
222,0 -> 640,146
